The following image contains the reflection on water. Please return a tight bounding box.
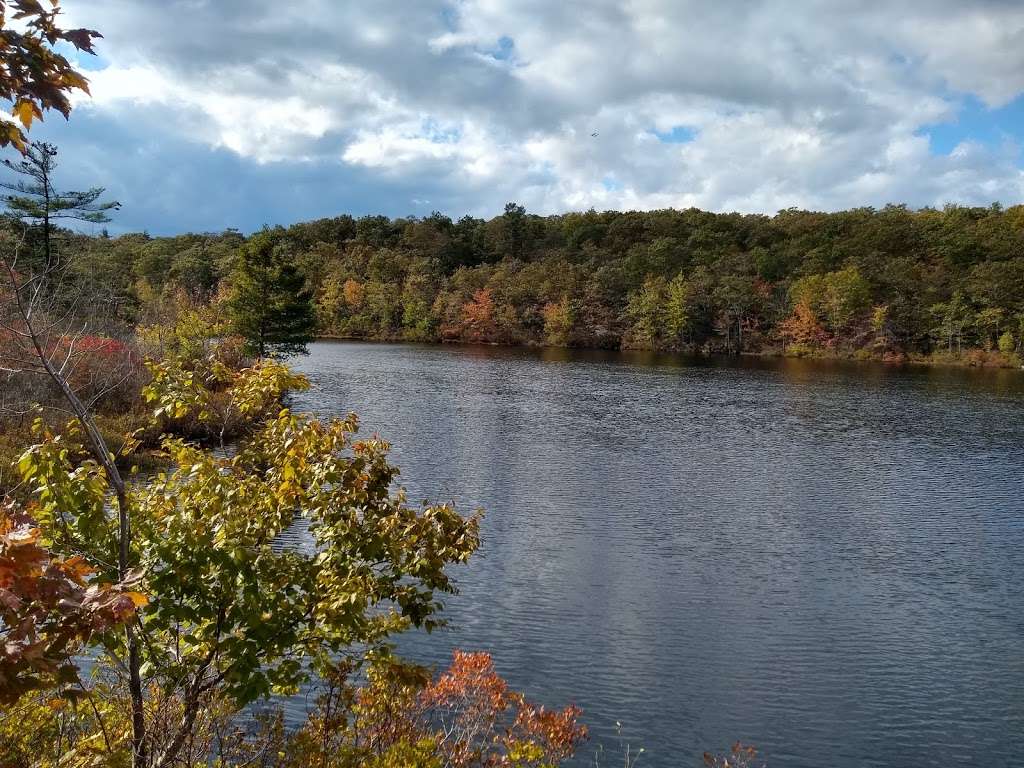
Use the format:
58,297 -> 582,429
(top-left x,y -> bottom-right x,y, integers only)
284,341 -> 1024,768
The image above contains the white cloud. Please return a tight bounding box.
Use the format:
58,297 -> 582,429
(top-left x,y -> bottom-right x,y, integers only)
343,125 -> 463,169
51,0 -> 1024,229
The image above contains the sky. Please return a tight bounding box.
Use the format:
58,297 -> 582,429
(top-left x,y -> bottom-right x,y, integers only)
27,0 -> 1024,235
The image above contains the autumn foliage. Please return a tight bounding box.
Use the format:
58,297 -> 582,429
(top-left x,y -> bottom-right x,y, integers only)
282,651 -> 587,768
704,742 -> 764,768
419,651 -> 586,767
778,301 -> 831,349
454,288 -> 498,343
0,501 -> 141,704
0,0 -> 102,151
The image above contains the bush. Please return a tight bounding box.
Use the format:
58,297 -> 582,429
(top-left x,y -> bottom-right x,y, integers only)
998,331 -> 1016,356
785,343 -> 814,358
704,743 -> 764,768
1,333 -> 144,417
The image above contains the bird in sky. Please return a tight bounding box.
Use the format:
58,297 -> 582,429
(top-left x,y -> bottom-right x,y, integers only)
591,132 -> 599,137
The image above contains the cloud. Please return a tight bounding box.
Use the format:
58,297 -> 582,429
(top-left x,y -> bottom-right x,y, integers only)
34,0 -> 1024,233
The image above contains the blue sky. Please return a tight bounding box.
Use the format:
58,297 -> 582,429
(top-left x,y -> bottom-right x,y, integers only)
27,0 -> 1024,235
923,95 -> 1024,156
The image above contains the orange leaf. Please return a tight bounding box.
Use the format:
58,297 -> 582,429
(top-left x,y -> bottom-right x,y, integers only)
7,524 -> 40,546
124,591 -> 149,608
62,556 -> 95,580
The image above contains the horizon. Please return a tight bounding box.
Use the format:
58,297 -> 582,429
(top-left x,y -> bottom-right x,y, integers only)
54,199 -> 1024,241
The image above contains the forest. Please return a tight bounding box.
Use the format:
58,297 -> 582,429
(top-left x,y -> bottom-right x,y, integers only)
54,200 -> 1024,365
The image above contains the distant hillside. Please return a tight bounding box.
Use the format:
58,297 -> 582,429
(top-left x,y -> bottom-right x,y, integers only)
40,202 -> 1024,364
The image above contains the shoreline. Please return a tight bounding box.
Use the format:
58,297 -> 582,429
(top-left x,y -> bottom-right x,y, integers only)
314,334 -> 1024,372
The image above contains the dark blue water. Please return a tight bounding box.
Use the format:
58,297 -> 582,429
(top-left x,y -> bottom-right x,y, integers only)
289,341 -> 1024,768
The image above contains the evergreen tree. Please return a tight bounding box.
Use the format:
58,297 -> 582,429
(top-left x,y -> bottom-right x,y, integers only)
1,141 -> 120,271
226,229 -> 316,358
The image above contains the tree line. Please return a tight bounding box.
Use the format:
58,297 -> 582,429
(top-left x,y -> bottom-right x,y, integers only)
46,199 -> 1024,365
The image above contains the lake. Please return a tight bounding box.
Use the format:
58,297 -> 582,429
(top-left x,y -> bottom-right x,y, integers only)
289,341 -> 1024,768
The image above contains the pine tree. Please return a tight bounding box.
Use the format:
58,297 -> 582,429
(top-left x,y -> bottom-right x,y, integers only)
1,141 -> 120,271
226,229 -> 316,358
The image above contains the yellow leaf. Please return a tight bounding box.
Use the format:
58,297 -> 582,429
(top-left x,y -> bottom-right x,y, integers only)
8,126 -> 26,154
63,71 -> 89,91
13,100 -> 33,130
124,591 -> 149,608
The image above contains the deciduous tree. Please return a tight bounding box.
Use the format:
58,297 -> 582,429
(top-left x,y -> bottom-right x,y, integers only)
0,0 -> 101,151
625,276 -> 668,349
0,500 -> 141,705
13,371 -> 481,768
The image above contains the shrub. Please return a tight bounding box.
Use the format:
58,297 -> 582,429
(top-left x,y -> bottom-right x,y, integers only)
276,651 -> 587,768
998,331 -> 1015,356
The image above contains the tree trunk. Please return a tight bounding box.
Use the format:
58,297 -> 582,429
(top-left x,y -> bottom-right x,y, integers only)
42,164 -> 52,271
27,329 -> 147,767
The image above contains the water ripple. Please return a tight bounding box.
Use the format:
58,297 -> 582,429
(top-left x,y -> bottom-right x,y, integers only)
284,342 -> 1024,768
